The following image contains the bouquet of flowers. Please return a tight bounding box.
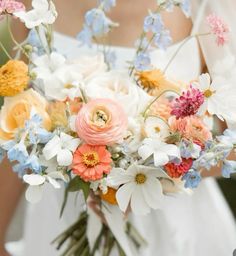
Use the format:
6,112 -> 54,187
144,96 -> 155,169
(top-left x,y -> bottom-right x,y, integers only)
0,0 -> 236,255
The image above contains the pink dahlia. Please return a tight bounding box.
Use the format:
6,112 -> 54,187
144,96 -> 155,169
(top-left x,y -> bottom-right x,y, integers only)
72,144 -> 112,182
0,0 -> 25,18
171,86 -> 204,119
165,158 -> 193,178
206,13 -> 229,46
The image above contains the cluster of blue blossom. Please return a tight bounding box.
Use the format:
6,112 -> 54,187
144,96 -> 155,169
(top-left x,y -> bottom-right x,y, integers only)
77,0 -> 117,46
182,129 -> 236,189
134,0 -> 191,71
0,112 -> 52,177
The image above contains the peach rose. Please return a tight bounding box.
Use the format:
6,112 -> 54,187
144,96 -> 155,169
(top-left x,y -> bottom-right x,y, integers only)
0,89 -> 51,140
76,98 -> 128,145
169,116 -> 212,143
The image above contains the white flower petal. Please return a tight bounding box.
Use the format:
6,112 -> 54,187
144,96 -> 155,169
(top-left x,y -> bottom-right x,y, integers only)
25,185 -> 43,203
138,144 -> 154,160
130,186 -> 150,215
23,174 -> 46,186
116,182 -> 134,212
43,135 -> 61,160
153,151 -> 169,166
57,149 -> 73,166
47,176 -> 61,189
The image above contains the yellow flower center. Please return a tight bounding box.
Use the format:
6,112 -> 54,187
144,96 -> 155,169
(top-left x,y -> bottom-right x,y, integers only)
91,108 -> 110,127
155,126 -> 161,133
204,89 -> 214,98
135,173 -> 147,184
64,83 -> 74,89
82,151 -> 100,167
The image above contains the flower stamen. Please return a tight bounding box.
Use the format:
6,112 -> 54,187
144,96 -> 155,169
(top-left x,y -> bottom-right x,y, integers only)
82,151 -> 100,167
135,173 -> 147,184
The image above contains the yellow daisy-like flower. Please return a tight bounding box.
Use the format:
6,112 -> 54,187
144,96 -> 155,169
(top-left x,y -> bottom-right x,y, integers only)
136,69 -> 181,96
100,187 -> 118,205
0,60 -> 29,97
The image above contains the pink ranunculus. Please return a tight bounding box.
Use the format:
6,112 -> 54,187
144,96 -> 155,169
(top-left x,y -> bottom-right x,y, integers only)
206,13 -> 229,46
76,98 -> 128,145
0,0 -> 25,18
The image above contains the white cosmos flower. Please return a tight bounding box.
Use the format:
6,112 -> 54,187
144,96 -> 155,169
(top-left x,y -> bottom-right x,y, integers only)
43,132 -> 80,166
138,138 -> 180,166
193,73 -> 236,122
14,0 -> 57,29
23,173 -> 62,203
107,164 -> 169,215
85,71 -> 152,117
144,116 -> 170,140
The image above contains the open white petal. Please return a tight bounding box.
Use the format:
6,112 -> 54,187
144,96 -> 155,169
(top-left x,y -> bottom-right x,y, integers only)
47,176 -> 61,189
116,182 -> 135,212
25,185 -> 43,203
130,186 -> 150,215
23,174 -> 46,186
138,144 -> 154,160
153,151 -> 169,166
57,149 -> 73,166
142,179 -> 163,209
43,135 -> 61,160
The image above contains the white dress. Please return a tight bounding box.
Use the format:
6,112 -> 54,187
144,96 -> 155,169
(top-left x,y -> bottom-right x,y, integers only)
21,30 -> 236,256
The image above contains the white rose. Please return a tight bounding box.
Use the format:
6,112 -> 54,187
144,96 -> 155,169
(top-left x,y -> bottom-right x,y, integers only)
68,53 -> 107,80
85,71 -> 152,117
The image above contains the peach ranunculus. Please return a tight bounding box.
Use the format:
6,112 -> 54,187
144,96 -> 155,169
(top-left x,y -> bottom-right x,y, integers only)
76,98 -> 128,145
0,89 -> 51,140
169,116 -> 212,143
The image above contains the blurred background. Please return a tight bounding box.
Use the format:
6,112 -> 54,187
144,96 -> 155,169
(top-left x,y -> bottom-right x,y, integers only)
1,17 -> 236,255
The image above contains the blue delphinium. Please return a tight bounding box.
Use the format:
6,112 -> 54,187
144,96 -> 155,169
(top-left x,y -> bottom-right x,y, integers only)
98,0 -> 116,12
217,129 -> 236,147
179,139 -> 201,159
182,169 -> 202,189
143,12 -> 163,33
154,29 -> 172,50
134,53 -> 152,71
25,114 -> 52,145
180,0 -> 191,17
7,142 -> 29,164
104,50 -> 117,68
222,160 -> 236,178
27,29 -> 45,56
77,26 -> 93,47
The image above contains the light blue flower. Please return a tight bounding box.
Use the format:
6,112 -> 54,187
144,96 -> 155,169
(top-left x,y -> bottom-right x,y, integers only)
27,29 -> 45,55
85,8 -> 114,36
154,29 -> 172,50
25,114 -> 52,144
182,169 -> 202,189
134,53 -> 152,71
99,0 -> 116,11
7,142 -> 29,164
1,140 -> 16,151
134,37 -> 150,52
217,129 -> 236,147
180,0 -> 191,18
179,140 -> 201,159
77,26 -> 93,47
143,13 -> 163,33
13,155 -> 42,177
222,160 -> 236,178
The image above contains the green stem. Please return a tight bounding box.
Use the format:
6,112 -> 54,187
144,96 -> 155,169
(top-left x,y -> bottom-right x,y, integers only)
35,26 -> 50,55
163,32 -> 211,74
143,89 -> 179,117
0,41 -> 12,60
7,16 -> 29,59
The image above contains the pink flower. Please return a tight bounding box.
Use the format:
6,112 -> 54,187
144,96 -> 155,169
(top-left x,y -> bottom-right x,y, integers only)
170,116 -> 212,143
72,144 -> 112,182
0,0 -> 25,18
76,98 -> 128,145
206,13 -> 229,46
171,86 -> 204,119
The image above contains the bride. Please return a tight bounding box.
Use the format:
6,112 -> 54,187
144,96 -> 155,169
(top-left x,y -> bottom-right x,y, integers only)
1,0 -> 236,255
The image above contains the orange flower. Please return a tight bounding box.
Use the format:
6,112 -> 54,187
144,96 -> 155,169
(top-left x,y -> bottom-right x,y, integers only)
72,144 -> 112,182
100,187 -> 117,205
149,97 -> 172,121
136,69 -> 181,96
0,60 -> 29,96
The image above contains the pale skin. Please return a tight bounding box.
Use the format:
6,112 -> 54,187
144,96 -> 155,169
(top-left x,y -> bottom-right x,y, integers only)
0,1 -> 227,255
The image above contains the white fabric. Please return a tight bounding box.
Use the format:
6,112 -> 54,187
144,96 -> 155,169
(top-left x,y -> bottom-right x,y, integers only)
22,2 -> 236,254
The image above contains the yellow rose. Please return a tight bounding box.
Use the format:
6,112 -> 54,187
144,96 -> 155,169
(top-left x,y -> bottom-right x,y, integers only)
0,89 -> 51,140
